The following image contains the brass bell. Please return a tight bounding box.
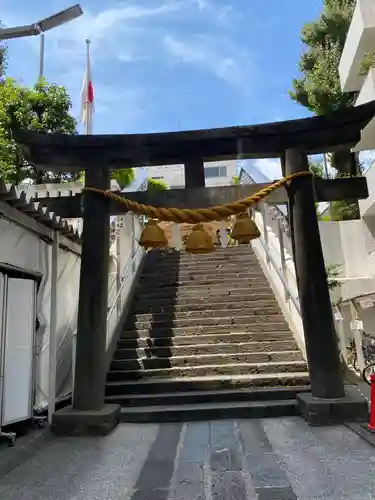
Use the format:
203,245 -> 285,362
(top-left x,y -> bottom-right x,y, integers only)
139,219 -> 168,249
185,223 -> 215,254
230,212 -> 260,244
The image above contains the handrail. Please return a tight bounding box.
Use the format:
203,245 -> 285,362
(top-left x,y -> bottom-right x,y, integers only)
257,206 -> 301,315
107,244 -> 143,323
258,235 -> 301,314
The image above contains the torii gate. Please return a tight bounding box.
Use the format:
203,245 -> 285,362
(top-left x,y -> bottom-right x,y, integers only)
16,100 -> 375,435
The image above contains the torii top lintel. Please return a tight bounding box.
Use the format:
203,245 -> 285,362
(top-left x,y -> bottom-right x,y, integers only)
16,100 -> 375,172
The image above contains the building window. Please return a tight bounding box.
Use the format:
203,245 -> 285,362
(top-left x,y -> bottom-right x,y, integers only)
151,176 -> 163,180
205,166 -> 227,178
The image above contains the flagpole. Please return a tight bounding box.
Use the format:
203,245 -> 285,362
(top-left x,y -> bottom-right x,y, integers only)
85,38 -> 91,135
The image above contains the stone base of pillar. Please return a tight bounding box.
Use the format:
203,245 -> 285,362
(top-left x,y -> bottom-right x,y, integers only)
51,404 -> 121,436
297,387 -> 368,426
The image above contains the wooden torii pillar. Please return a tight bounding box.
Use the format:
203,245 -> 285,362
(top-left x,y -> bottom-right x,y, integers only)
285,150 -> 367,424
51,163 -> 118,435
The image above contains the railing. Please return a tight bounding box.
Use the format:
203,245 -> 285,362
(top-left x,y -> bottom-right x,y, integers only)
256,203 -> 300,313
252,203 -> 305,353
72,215 -> 145,395
106,214 -> 145,349
106,243 -> 144,348
255,203 -> 373,371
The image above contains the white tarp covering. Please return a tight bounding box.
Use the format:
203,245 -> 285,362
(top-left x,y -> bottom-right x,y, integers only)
0,217 -> 81,409
0,211 -> 144,416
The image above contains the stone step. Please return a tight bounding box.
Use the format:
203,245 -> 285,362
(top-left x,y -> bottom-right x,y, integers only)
118,399 -> 300,423
106,360 -> 308,382
135,285 -> 273,301
140,264 -> 262,277
105,372 -> 311,396
138,273 -> 266,285
145,249 -> 256,263
121,323 -> 291,339
132,296 -> 276,313
144,258 -> 259,269
110,351 -> 303,371
118,331 -> 295,348
137,275 -> 267,290
105,386 -> 310,407
142,262 -> 261,275
114,339 -> 299,358
129,305 -> 281,323
125,314 -> 287,331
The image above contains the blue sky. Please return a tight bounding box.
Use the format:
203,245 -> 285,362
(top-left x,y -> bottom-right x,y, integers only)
3,0 -> 324,180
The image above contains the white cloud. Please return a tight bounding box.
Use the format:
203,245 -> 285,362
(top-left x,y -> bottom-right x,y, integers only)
4,1 -> 247,132
253,158 -> 282,180
192,0 -> 234,25
164,33 -> 250,87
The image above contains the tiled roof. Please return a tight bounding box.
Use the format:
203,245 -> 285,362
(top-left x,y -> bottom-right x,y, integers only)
0,180 -> 81,244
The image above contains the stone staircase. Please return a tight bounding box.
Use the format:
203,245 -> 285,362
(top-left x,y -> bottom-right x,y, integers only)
105,246 -> 310,422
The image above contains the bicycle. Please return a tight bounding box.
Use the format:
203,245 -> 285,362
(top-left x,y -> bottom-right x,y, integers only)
362,340 -> 375,384
346,338 -> 359,371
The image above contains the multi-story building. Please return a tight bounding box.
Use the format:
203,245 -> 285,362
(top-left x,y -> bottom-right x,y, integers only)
339,0 -> 375,218
143,160 -> 237,189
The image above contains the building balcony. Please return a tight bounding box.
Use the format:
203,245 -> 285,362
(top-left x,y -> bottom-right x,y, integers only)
359,156 -> 375,216
339,0 -> 375,93
353,68 -> 375,151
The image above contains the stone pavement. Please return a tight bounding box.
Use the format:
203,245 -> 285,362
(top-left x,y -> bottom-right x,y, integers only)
0,417 -> 375,499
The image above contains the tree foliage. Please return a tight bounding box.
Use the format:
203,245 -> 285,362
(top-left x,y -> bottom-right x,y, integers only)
0,21 -> 7,78
0,77 -> 78,184
112,168 -> 135,190
309,160 -> 324,178
147,177 -> 168,191
360,51 -> 375,75
291,0 -> 362,219
290,0 -> 357,116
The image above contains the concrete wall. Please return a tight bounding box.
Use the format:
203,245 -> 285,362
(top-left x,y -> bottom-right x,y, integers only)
253,212 -> 375,359
144,160 -> 238,189
339,0 -> 375,92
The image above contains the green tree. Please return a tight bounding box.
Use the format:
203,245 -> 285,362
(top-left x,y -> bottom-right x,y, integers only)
79,168 -> 135,190
0,77 -> 78,184
331,199 -> 360,220
232,175 -> 240,185
309,160 -> 324,178
361,51 -> 375,75
112,168 -> 135,190
0,21 -> 7,78
290,0 -> 358,175
147,177 -> 168,191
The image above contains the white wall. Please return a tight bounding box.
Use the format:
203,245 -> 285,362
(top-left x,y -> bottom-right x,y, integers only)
339,0 -> 375,92
144,160 -> 238,188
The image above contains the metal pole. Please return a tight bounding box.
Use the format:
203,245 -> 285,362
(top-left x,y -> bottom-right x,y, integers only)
116,223 -> 121,320
261,203 -> 270,264
48,231 -> 59,424
39,33 -> 45,79
323,153 -> 334,220
84,38 -> 92,136
277,218 -> 290,301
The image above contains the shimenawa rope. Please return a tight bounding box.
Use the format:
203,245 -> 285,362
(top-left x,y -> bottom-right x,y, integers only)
82,171 -> 312,224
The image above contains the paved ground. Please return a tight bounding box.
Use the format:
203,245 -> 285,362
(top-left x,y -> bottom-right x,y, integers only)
0,417 -> 375,500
